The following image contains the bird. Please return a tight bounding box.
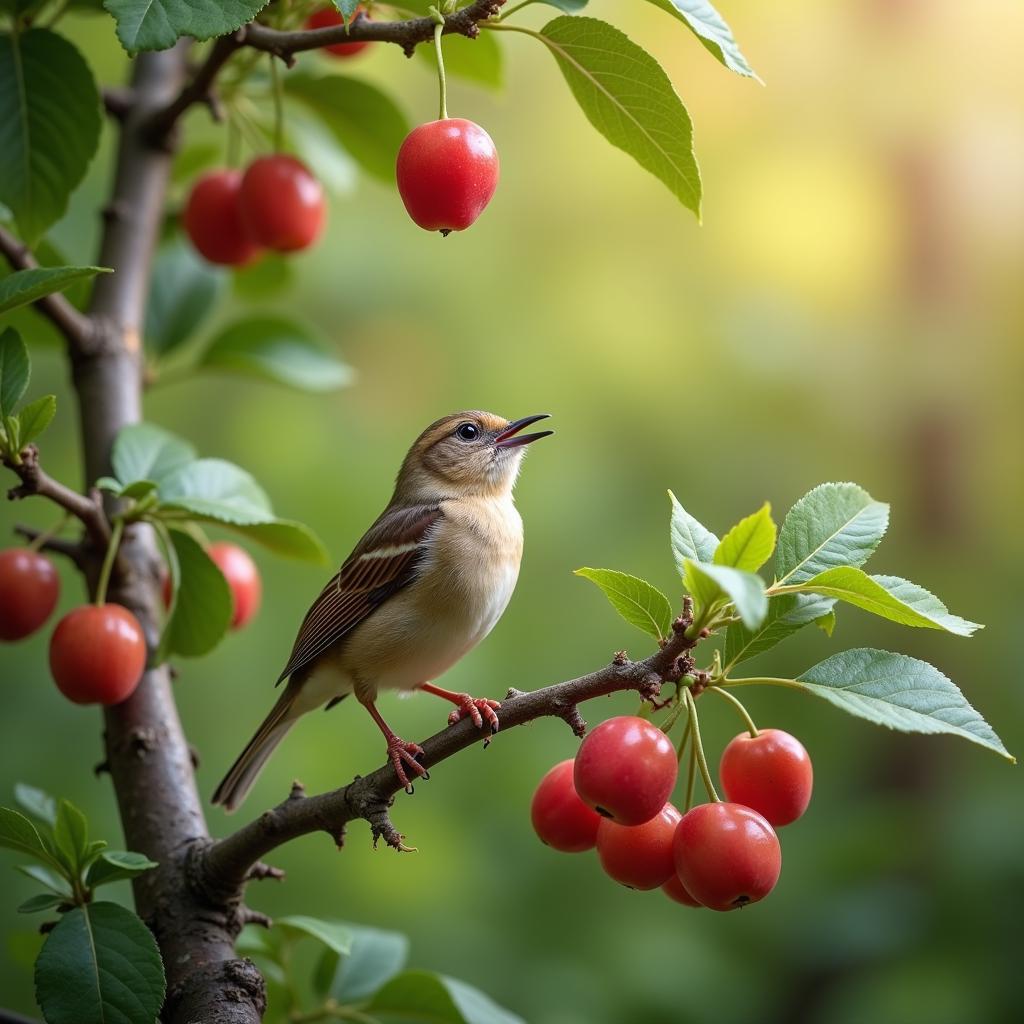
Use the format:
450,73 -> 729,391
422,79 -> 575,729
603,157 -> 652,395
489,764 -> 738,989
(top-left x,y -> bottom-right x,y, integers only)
212,410 -> 553,811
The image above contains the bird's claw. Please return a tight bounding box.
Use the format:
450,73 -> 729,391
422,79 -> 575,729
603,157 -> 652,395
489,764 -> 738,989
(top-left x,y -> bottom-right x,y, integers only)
447,695 -> 502,735
386,736 -> 427,793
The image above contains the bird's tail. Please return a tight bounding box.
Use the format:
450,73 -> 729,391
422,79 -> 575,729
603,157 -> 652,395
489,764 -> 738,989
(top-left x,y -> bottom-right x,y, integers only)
212,690 -> 297,813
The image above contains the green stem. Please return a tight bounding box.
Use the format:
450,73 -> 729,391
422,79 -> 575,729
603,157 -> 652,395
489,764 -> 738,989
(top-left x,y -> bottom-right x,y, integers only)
685,732 -> 697,811
683,687 -> 719,802
431,17 -> 448,120
709,685 -> 759,738
27,512 -> 70,553
94,518 -> 124,607
269,54 -> 284,152
675,714 -> 692,763
226,114 -> 241,169
500,0 -> 539,18
721,676 -> 806,691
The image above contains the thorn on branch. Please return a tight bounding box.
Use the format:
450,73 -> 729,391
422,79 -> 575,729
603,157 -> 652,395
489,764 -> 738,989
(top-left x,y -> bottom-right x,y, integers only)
245,862 -> 285,882
239,906 -> 272,929
189,744 -> 201,770
556,703 -> 587,738
94,759 -> 111,776
288,780 -> 306,802
612,650 -> 630,666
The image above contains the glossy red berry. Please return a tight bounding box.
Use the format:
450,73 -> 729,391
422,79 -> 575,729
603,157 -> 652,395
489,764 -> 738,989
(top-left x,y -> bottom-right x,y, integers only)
239,156 -> 326,252
719,728 -> 813,826
182,170 -> 261,266
306,5 -> 372,57
574,716 -> 677,826
596,802 -> 681,890
530,759 -> 602,852
49,604 -> 146,705
0,548 -> 60,642
662,872 -> 703,907
208,542 -> 261,630
672,802 -> 782,911
396,119 -> 499,233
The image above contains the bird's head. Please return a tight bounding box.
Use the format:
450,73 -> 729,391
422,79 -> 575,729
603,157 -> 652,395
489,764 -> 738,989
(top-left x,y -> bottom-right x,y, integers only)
396,411 -> 553,500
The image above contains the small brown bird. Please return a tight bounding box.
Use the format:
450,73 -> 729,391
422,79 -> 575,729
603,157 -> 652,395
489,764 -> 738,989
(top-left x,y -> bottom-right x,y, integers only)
212,411 -> 552,811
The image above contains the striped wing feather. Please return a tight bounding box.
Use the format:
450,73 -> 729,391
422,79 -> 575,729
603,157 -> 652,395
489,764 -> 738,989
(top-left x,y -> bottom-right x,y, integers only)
277,503 -> 442,683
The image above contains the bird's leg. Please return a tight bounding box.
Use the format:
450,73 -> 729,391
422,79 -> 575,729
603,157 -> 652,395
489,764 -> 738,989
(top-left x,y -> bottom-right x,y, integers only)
419,682 -> 501,735
360,698 -> 427,793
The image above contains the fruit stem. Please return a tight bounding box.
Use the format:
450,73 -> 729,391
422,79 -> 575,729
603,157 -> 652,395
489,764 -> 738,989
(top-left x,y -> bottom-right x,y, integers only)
268,54 -> 284,152
683,686 -> 720,802
500,0 -> 539,19
709,685 -> 759,738
684,732 -> 698,811
428,10 -> 449,120
27,512 -> 70,553
226,114 -> 240,169
95,517 -> 124,607
675,714 -> 692,763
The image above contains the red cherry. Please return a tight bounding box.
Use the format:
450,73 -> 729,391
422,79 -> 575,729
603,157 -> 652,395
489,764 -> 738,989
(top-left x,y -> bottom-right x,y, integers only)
239,156 -> 326,252
596,802 -> 682,890
574,716 -> 677,826
396,119 -> 499,233
0,548 -> 60,642
208,542 -> 261,630
719,728 -> 813,826
662,872 -> 703,907
672,802 -> 781,912
49,604 -> 146,705
530,759 -> 601,852
182,170 -> 261,267
306,5 -> 372,58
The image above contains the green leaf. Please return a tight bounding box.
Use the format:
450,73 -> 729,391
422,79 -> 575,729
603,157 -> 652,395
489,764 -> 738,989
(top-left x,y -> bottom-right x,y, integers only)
111,422 -> 196,488
417,28 -> 503,89
643,0 -> 758,79
18,892 -> 64,913
85,850 -> 158,888
668,489 -> 718,571
17,394 -> 56,446
104,0 -> 271,52
539,16 -> 701,216
814,609 -> 836,637
13,783 -> 55,827
0,326 -> 29,417
683,560 -> 767,629
34,901 -> 166,1024
334,0 -> 361,20
537,0 -> 589,10
144,239 -> 226,357
775,567 -> 982,637
714,502 -> 775,572
198,316 -> 353,393
158,458 -> 273,518
790,649 -> 1013,762
0,806 -> 61,868
369,970 -> 525,1024
775,482 -> 890,585
14,863 -> 69,895
0,265 -> 110,316
159,528 -> 233,660
276,915 -> 353,956
574,568 -> 673,639
53,800 -> 88,873
285,73 -> 410,182
232,253 -> 294,300
0,29 -> 101,243
315,924 -> 409,1003
723,592 -> 834,669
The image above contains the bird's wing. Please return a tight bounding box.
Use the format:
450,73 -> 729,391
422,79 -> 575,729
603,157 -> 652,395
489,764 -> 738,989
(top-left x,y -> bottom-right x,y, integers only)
276,503 -> 443,684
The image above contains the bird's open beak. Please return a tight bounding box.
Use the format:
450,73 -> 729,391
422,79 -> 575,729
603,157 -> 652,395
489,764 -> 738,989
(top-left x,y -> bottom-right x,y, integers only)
495,414 -> 554,449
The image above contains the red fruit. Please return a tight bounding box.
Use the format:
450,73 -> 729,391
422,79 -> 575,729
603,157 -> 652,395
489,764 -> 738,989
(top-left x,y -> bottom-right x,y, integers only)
49,604 -> 146,705
672,802 -> 781,911
719,728 -> 813,826
530,759 -> 601,852
183,170 -> 261,266
0,548 -> 60,641
208,542 -> 261,630
596,803 -> 682,890
306,5 -> 372,57
396,119 -> 499,233
662,872 -> 702,907
574,716 -> 677,826
239,156 -> 326,252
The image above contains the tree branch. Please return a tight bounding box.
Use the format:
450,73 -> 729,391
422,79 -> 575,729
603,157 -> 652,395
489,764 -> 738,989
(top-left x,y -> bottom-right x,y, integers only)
197,605 -> 697,901
13,524 -> 92,570
0,227 -> 93,353
3,445 -> 110,547
146,1 -> 506,138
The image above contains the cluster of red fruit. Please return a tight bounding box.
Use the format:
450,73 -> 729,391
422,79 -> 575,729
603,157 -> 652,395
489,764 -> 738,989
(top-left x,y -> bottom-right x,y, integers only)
0,542 -> 261,706
184,155 -> 326,267
531,715 -> 812,911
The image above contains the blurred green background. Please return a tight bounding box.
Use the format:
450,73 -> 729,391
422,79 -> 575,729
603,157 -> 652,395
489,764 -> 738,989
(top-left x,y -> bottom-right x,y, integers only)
2,1 -> 1023,1021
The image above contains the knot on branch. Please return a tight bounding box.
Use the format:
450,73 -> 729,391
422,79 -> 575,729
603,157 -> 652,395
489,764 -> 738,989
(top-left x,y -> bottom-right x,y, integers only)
245,861 -> 285,882
166,958 -> 266,1022
555,702 -> 587,737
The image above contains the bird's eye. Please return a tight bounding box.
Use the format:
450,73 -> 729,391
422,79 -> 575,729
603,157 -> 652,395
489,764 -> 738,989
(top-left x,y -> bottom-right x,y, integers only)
455,422 -> 480,442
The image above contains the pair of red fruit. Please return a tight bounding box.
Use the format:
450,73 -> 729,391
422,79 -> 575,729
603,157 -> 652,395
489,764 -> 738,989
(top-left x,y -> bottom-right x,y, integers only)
531,715 -> 813,911
184,156 -> 326,266
0,542 -> 261,706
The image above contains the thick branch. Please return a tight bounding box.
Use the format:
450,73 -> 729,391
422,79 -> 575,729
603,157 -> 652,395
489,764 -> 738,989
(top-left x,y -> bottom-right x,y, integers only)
199,608 -> 697,898
4,445 -> 110,547
0,227 -> 93,353
13,524 -> 92,570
